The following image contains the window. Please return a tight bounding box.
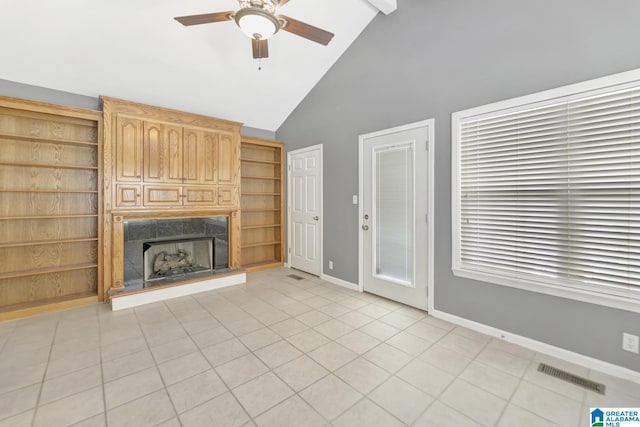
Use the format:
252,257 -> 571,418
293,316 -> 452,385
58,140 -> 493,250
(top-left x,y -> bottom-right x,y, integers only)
452,70 -> 640,313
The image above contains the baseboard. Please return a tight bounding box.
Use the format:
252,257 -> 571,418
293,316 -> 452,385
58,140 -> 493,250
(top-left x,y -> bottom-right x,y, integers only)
320,273 -> 359,291
430,309 -> 640,385
284,262 -> 290,268
111,273 -> 247,311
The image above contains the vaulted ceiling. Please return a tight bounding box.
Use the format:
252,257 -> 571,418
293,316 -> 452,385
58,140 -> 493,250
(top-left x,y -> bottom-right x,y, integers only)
0,0 -> 384,131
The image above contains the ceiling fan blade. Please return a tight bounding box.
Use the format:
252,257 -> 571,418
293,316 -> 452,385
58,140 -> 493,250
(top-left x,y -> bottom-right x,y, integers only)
252,39 -> 269,59
279,15 -> 334,46
174,11 -> 233,26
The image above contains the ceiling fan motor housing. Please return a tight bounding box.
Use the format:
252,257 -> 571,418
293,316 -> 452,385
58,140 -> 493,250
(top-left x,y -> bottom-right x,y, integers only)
235,7 -> 280,40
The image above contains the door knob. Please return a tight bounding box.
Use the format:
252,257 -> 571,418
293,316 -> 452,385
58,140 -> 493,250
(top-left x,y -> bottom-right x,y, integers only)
362,225 -> 369,230
313,216 -> 319,221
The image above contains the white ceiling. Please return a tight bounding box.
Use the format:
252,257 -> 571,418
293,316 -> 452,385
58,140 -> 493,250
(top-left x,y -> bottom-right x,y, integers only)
0,0 -> 380,131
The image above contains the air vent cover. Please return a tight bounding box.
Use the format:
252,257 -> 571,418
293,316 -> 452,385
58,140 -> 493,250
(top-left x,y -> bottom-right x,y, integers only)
537,363 -> 606,395
286,274 -> 305,281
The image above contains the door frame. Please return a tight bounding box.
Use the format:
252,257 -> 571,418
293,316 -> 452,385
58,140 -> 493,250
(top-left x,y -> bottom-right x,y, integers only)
287,144 -> 324,275
358,120 -> 435,313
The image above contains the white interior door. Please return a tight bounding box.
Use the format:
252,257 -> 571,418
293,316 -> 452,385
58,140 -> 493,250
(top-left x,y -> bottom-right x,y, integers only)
360,123 -> 431,310
288,145 -> 322,276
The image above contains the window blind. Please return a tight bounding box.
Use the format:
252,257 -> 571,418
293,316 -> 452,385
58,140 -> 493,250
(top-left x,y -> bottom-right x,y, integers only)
456,86 -> 640,302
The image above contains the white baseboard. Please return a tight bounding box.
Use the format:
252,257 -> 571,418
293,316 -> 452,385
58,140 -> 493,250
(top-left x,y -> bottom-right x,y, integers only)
320,273 -> 359,291
284,262 -> 290,268
111,273 -> 247,311
430,308 -> 640,384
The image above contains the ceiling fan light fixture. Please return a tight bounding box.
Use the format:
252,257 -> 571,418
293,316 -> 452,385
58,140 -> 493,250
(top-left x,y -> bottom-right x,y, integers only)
235,8 -> 279,40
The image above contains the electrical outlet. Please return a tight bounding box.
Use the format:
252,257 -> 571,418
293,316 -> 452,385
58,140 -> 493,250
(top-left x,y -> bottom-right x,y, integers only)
352,195 -> 358,205
622,333 -> 639,354
328,261 -> 334,270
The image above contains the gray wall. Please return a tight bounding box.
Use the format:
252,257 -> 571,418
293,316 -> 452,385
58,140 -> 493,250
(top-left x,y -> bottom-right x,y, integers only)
276,0 -> 640,371
0,79 -> 275,139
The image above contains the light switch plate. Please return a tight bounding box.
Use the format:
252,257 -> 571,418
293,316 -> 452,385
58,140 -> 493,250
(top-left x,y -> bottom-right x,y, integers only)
352,195 -> 358,204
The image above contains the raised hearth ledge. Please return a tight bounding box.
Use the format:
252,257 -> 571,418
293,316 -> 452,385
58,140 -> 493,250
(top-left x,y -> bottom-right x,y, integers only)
111,270 -> 246,311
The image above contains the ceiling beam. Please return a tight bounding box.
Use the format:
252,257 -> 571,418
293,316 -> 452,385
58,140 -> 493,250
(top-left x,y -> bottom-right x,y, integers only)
367,0 -> 397,15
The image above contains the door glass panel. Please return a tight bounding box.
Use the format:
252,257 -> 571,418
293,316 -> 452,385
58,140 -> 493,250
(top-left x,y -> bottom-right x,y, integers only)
373,144 -> 414,286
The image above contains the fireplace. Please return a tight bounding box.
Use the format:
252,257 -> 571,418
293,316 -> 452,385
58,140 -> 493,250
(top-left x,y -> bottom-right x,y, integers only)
123,217 -> 228,291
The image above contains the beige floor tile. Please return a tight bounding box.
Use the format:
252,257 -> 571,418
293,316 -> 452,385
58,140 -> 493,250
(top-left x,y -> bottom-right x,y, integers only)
151,336 -> 198,364
40,365 -> 102,405
155,417 -> 181,427
396,359 -> 455,396
191,326 -> 234,348
419,344 -> 472,375
363,343 -> 412,373
215,353 -> 269,388
107,389 -> 175,427
313,319 -> 354,340
357,304 -> 392,319
239,328 -> 282,351
102,349 -> 155,382
378,311 -> 419,329
303,296 -> 333,309
270,318 -> 309,338
286,329 -> 331,353
180,316 -> 221,335
201,338 -> 249,367
308,341 -> 357,371
296,310 -> 332,327
179,391 -> 249,427
299,374 -> 362,421
475,347 -> 530,378
158,351 -> 211,385
0,362 -> 46,395
589,368 -> 640,398
336,330 -> 381,354
167,369 -> 227,414
332,398 -> 403,427
522,359 -> 586,401
254,395 -> 325,427
34,386 -> 104,427
254,340 -> 302,369
274,355 -> 329,391
104,367 -> 164,410
440,378 -> 507,426
337,311 -> 375,329
232,372 -> 294,417
584,385 -> 640,407
369,376 -> 433,424
386,331 -> 433,356
100,336 -> 147,362
486,338 -> 535,360
413,400 -> 481,427
0,384 -> 40,422
252,309 -> 290,326
71,413 -> 106,427
497,404 -> 561,427
317,303 -> 351,317
511,381 -> 581,427
334,357 -> 389,394
0,410 -> 34,427
226,317 -> 265,336
46,347 -> 101,380
280,302 -> 313,317
437,333 -> 487,358
405,321 -> 449,342
459,360 -> 520,400
358,320 -> 400,341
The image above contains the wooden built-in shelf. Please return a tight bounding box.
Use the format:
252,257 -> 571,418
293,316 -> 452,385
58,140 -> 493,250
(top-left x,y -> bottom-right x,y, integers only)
0,263 -> 97,281
0,189 -> 98,194
0,293 -> 98,322
0,161 -> 98,170
0,132 -> 98,147
240,136 -> 284,272
242,224 -> 281,230
0,238 -> 98,249
0,214 -> 98,220
241,240 -> 281,249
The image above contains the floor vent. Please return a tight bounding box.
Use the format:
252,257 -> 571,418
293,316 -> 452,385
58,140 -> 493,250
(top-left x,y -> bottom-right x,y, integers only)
287,274 -> 305,281
537,363 -> 606,395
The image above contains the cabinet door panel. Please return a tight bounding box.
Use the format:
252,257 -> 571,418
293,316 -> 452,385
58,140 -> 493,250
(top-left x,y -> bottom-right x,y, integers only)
143,121 -> 183,183
115,116 -> 142,182
201,131 -> 218,184
116,184 -> 141,207
218,186 -> 236,206
218,133 -> 235,185
143,185 -> 182,207
183,128 -> 200,183
183,187 -> 217,206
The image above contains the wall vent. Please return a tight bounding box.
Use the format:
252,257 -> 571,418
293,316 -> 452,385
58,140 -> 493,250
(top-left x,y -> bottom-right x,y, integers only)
286,274 -> 305,281
537,363 -> 606,395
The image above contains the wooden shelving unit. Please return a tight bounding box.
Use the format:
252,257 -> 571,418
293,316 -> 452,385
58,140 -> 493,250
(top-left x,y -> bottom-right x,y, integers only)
240,136 -> 284,272
0,96 -> 102,320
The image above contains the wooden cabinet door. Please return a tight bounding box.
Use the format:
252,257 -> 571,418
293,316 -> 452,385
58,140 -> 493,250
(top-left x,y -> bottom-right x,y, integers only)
200,131 -> 218,185
115,184 -> 141,207
183,186 -> 217,206
143,121 -> 183,183
218,186 -> 236,206
182,127 -> 201,184
143,185 -> 182,207
217,133 -> 235,185
115,116 -> 143,182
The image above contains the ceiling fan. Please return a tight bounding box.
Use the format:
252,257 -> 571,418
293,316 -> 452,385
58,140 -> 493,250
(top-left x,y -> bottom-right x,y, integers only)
174,0 -> 335,59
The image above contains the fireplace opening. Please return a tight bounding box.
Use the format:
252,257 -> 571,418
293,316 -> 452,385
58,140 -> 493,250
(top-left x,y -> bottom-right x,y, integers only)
123,216 -> 229,291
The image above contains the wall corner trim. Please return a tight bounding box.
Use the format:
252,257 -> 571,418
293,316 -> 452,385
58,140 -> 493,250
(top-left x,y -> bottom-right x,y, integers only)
320,273 -> 359,291
430,309 -> 640,385
366,0 -> 397,15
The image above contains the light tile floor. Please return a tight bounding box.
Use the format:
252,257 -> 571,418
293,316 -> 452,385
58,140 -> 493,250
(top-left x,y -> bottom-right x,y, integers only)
0,268 -> 639,426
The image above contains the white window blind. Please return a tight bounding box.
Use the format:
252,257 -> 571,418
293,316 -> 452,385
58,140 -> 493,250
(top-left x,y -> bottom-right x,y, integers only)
453,72 -> 640,312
